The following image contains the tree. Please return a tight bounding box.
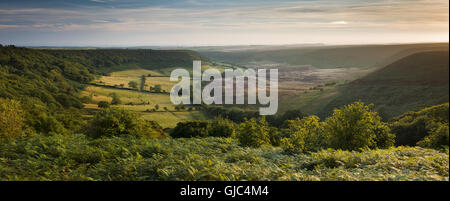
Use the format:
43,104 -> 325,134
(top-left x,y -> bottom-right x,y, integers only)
237,117 -> 272,148
85,108 -> 162,139
128,81 -> 138,89
108,93 -> 122,105
140,75 -> 146,91
154,104 -> 160,111
325,102 -> 395,151
280,116 -> 326,153
97,101 -> 110,108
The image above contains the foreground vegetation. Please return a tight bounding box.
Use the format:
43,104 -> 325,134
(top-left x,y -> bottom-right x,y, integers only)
1,98 -> 448,181
0,136 -> 447,181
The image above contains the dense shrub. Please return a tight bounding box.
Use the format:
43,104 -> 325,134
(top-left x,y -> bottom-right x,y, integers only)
0,99 -> 31,140
170,120 -> 211,138
325,102 -> 395,151
208,116 -> 237,137
85,108 -> 163,139
237,117 -> 273,148
281,116 -> 327,153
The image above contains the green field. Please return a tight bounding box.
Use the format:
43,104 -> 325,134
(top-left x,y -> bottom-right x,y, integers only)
82,67 -> 214,127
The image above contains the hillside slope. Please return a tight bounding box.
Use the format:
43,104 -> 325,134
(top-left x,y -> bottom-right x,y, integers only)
0,45 -> 93,107
320,50 -> 449,120
0,45 -> 97,134
200,43 -> 448,68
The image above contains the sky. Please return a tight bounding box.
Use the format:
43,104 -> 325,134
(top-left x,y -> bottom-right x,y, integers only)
0,0 -> 448,46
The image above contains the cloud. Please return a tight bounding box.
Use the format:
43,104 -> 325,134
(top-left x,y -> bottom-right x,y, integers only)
330,21 -> 348,25
0,0 -> 448,45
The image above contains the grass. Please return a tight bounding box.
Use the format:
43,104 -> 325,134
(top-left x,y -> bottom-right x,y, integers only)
140,111 -> 208,128
82,86 -> 171,105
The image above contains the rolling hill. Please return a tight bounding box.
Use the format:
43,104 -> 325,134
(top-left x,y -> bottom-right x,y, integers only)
320,50 -> 449,120
43,49 -> 207,74
200,43 -> 449,69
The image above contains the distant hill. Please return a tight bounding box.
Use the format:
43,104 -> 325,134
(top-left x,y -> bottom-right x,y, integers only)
200,43 -> 449,68
43,49 -> 206,73
320,50 -> 449,120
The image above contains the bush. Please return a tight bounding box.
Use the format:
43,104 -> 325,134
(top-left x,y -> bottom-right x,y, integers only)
97,101 -> 110,108
209,116 -> 237,137
325,102 -> 395,151
0,99 -> 31,140
237,117 -> 272,148
85,108 -> 163,139
171,121 -> 211,138
128,81 -> 138,89
281,116 -> 327,153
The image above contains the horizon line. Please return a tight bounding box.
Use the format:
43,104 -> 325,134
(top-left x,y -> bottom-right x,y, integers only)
3,41 -> 448,49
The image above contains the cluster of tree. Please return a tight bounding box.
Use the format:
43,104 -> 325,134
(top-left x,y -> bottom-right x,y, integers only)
170,116 -> 236,138
202,105 -> 306,127
84,108 -> 165,139
128,80 -> 163,93
170,102 -> 399,152
0,46 -> 95,135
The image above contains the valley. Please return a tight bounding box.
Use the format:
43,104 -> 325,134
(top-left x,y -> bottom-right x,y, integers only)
0,43 -> 448,181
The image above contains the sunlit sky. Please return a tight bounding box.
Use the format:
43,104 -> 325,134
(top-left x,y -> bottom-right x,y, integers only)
0,0 -> 448,46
